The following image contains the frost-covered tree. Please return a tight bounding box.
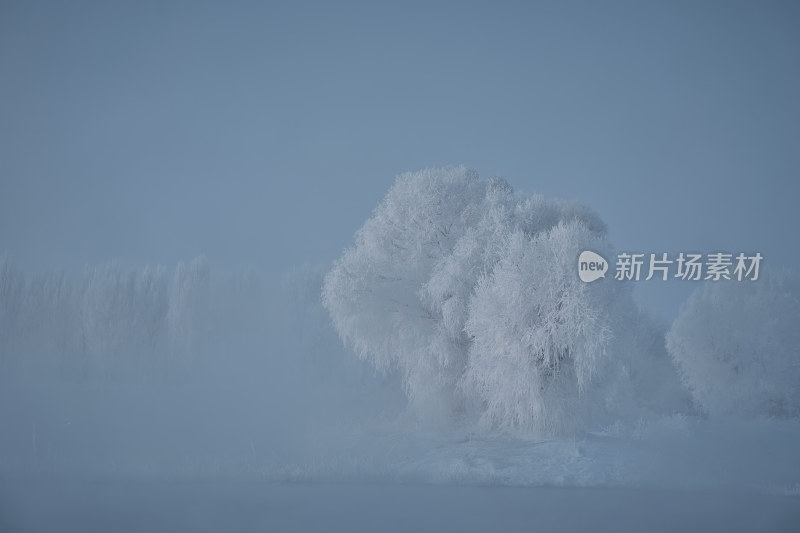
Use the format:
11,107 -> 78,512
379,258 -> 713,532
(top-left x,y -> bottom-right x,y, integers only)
135,266 -> 169,352
666,270 -> 800,419
81,262 -> 140,372
21,269 -> 79,375
168,256 -> 210,362
323,167 -> 489,418
463,221 -> 615,433
130,265 -> 169,376
80,262 -> 173,377
322,167 -> 634,433
0,257 -> 25,367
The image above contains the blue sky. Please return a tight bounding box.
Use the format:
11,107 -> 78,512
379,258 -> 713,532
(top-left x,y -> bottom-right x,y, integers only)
1,0 -> 798,319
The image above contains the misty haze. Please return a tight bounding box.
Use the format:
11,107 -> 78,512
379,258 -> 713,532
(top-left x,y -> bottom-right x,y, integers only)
2,2 -> 800,532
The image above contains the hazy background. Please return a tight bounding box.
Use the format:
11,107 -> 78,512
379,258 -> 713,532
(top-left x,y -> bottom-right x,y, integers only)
1,0 -> 799,320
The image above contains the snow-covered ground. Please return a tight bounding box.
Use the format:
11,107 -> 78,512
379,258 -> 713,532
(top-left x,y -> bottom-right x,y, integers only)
3,381 -> 799,493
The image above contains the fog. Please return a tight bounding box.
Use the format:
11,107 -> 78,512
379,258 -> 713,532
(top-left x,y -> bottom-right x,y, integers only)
3,1 -> 800,319
2,1 -> 800,531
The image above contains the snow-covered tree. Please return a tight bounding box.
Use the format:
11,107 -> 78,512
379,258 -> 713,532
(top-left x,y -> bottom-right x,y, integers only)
463,221 -> 615,433
81,262 -> 140,372
168,256 -> 210,363
666,270 -> 800,419
322,167 -> 631,433
323,167 -> 489,419
21,269 -> 79,375
130,265 -> 169,376
0,257 -> 25,367
80,262 -> 172,377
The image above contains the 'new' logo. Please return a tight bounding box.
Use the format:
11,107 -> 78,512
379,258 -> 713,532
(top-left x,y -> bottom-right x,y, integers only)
578,251 -> 608,283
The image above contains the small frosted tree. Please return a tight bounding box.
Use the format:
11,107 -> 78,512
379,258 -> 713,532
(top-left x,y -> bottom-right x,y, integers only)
21,270 -> 79,375
80,262 -> 172,378
666,270 -> 800,419
131,265 -> 169,376
81,262 -> 139,374
0,257 -> 25,367
168,256 -> 211,364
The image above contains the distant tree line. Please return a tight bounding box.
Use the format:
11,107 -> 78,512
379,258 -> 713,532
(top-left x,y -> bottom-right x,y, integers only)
0,257 -> 250,380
